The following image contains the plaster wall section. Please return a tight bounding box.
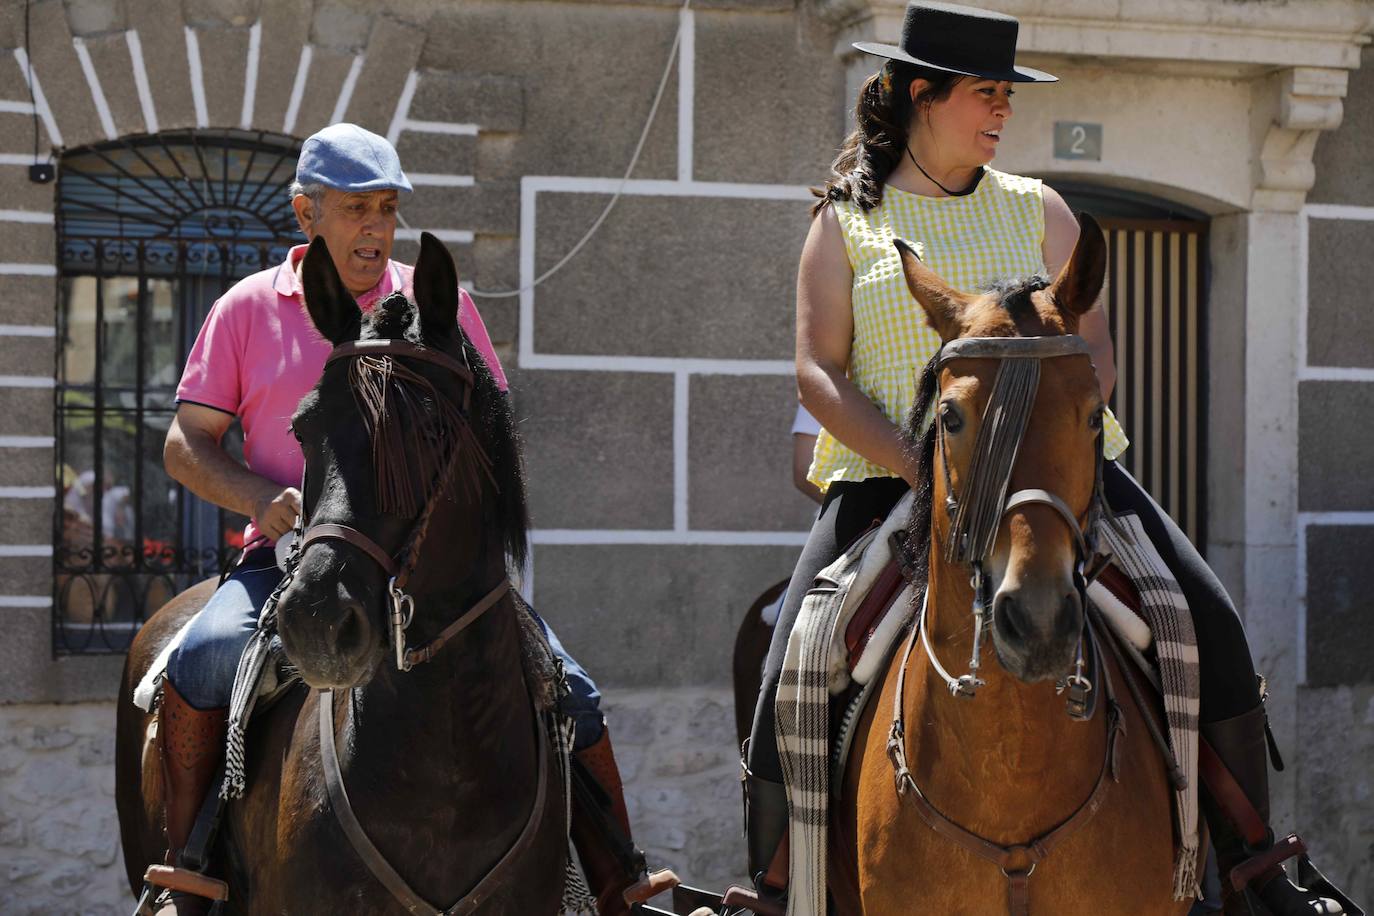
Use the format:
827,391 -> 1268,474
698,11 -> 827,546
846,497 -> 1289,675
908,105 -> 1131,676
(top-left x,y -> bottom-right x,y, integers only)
1312,45 -> 1374,205
417,3 -> 680,181
992,61 -> 1253,212
1295,684 -> 1374,894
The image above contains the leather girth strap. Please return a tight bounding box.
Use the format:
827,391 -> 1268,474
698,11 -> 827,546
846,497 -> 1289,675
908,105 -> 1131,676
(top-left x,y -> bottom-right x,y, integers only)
886,614 -> 1123,916
319,686 -> 550,915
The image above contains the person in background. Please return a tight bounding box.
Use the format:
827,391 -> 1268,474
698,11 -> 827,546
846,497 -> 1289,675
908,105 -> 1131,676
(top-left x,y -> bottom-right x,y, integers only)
790,404 -> 823,505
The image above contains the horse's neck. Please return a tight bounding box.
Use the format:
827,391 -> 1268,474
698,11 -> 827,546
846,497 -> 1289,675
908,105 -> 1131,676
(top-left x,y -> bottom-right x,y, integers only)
908,560 -> 1106,835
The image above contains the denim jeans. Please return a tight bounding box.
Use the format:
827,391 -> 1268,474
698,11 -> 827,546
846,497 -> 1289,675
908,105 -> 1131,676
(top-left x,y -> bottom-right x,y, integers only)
164,547 -> 605,749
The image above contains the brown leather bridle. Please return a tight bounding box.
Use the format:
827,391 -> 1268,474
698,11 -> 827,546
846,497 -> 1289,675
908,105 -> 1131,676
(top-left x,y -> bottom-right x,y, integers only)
293,338 -> 509,672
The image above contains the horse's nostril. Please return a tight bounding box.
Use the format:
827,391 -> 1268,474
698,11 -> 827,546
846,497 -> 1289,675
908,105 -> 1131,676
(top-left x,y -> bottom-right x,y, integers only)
334,598 -> 367,658
995,593 -> 1027,643
1058,591 -> 1083,640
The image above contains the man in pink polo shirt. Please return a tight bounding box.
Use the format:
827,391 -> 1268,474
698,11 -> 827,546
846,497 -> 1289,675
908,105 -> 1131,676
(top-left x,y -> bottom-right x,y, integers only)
154,124 -> 658,915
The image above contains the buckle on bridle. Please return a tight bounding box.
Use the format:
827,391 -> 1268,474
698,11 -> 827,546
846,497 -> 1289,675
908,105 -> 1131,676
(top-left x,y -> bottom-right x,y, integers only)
388,576 -> 416,672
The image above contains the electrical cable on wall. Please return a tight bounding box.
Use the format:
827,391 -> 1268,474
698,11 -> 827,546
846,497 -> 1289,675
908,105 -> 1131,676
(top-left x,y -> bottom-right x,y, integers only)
22,0 -> 54,183
396,0 -> 692,300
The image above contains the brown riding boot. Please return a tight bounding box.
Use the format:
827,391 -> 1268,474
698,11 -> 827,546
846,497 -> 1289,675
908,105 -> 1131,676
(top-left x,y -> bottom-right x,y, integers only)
1201,704 -> 1347,916
149,680 -> 229,916
570,727 -> 679,915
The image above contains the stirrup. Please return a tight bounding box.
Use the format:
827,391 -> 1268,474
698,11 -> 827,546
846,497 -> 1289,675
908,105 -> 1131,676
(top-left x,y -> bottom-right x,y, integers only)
721,885 -> 786,916
1227,836 -> 1362,916
134,866 -> 228,916
1297,854 -> 1364,916
623,867 -> 681,904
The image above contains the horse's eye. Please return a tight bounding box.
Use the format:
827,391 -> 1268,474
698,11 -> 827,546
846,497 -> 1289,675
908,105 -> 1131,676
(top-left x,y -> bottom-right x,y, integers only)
1089,407 -> 1104,432
940,403 -> 963,434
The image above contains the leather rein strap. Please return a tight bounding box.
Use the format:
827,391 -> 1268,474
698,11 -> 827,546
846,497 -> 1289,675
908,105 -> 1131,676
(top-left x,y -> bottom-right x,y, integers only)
402,579 -> 511,670
319,687 -> 549,915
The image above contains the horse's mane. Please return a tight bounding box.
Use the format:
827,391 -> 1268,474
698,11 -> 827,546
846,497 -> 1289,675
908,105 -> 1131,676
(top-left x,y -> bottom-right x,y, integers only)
902,353 -> 941,592
356,292 -> 530,570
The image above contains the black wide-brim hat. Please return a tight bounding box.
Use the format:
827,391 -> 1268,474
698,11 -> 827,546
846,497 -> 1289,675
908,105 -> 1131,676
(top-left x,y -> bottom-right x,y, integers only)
853,1 -> 1057,84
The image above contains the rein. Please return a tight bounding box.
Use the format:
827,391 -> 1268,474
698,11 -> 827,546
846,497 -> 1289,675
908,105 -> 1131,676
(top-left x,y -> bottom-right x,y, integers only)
886,334 -> 1122,916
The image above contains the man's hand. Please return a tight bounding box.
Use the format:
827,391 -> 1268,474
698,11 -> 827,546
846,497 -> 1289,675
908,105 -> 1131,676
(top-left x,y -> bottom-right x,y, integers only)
252,486 -> 302,541
166,403 -> 306,543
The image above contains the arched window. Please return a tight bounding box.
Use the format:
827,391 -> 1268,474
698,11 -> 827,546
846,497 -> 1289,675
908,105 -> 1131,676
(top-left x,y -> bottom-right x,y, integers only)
54,130 -> 301,653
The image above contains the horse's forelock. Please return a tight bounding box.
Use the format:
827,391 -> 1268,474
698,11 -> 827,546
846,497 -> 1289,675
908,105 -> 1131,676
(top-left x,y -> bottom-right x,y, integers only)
346,289 -> 530,569
362,292 -> 420,342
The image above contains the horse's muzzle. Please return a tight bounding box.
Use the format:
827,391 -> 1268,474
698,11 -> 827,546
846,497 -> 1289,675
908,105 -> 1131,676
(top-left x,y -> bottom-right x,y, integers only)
991,584 -> 1083,683
277,555 -> 385,688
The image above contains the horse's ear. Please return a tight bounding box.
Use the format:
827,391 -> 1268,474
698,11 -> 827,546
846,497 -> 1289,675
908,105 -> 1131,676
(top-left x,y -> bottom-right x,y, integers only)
1048,212 -> 1107,317
301,236 -> 361,345
894,238 -> 972,341
413,232 -> 460,340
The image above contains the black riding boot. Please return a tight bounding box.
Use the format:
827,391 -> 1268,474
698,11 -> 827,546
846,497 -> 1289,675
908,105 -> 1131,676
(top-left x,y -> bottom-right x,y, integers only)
1201,704 -> 1350,916
722,769 -> 788,916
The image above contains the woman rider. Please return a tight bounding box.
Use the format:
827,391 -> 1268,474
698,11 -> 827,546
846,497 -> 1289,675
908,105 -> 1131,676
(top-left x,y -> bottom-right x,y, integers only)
742,4 -> 1345,914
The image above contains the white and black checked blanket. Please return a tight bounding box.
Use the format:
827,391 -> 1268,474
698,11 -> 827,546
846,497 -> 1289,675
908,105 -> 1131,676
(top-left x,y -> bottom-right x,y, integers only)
1097,512 -> 1201,899
775,509 -> 1200,916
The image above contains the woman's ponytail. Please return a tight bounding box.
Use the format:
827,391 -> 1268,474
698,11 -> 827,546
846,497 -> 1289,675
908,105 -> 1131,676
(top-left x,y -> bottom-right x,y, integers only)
813,61 -> 962,215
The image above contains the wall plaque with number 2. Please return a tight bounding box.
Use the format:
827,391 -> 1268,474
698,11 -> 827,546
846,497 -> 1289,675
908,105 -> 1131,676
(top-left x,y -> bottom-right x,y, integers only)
1054,122 -> 1102,161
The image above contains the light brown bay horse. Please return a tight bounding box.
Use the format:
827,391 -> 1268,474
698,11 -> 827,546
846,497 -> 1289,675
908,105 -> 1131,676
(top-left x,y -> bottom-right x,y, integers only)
115,234 -> 566,913
832,216 -> 1193,915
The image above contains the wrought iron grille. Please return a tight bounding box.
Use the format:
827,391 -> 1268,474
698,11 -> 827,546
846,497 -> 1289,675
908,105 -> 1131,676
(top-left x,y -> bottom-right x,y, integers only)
54,130 -> 302,654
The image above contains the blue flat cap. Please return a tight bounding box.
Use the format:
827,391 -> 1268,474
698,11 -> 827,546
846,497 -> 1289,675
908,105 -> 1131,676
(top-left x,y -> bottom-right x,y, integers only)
296,123 -> 413,193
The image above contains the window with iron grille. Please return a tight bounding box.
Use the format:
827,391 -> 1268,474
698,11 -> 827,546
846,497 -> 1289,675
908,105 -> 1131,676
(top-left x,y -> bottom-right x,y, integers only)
54,130 -> 302,654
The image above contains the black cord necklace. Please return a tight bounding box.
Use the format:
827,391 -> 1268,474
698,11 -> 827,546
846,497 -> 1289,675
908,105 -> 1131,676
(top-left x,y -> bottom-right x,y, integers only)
906,146 -> 968,197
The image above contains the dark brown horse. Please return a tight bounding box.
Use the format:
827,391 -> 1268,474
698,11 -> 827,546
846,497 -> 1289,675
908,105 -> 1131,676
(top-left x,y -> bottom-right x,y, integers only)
732,578 -> 788,747
115,235 -> 566,913
831,217 -> 1191,914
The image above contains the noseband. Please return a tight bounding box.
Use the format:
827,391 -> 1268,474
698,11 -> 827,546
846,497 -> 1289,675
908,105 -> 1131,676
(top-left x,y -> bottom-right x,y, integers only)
926,334 -> 1113,703
290,339 -> 509,672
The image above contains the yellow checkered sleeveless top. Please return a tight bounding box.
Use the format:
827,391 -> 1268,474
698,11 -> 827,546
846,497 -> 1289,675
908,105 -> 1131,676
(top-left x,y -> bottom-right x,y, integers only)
808,167 -> 1130,490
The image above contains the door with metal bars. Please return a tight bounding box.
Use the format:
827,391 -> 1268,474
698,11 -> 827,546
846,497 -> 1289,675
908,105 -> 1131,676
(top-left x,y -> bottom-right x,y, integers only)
1058,187 -> 1209,551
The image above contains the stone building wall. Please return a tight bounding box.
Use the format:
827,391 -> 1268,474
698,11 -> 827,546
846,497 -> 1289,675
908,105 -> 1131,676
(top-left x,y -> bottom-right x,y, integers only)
0,702 -> 125,916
